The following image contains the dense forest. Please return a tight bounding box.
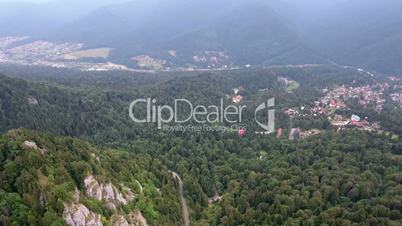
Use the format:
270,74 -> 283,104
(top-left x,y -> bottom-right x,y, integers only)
0,129 -> 182,226
1,66 -> 402,225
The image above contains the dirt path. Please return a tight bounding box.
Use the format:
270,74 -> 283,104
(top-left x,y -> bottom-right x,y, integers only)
171,171 -> 190,226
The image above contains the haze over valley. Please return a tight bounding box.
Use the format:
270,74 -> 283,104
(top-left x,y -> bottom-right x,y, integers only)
1,0 -> 402,73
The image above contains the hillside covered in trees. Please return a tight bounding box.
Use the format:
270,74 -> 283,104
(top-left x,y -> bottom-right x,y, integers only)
0,66 -> 402,225
0,129 -> 182,226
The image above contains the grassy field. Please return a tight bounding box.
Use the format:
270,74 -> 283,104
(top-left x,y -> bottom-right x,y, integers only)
132,55 -> 166,70
286,80 -> 300,93
63,48 -> 112,60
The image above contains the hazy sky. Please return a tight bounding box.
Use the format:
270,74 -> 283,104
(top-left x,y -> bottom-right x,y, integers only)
0,0 -> 127,4
0,0 -> 49,2
0,0 -> 127,2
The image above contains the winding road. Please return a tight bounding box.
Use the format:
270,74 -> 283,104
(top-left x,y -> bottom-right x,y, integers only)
170,171 -> 190,226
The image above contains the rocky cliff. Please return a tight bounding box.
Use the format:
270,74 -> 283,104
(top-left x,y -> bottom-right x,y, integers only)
84,175 -> 135,210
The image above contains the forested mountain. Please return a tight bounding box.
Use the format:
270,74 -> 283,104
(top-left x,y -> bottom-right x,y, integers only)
1,0 -> 402,225
306,0 -> 402,74
1,0 -> 401,73
0,129 -> 182,225
2,65 -> 402,139
48,0 -> 318,67
1,65 -> 402,225
0,72 -> 156,145
46,0 -> 402,73
163,1 -> 322,66
4,75 -> 402,224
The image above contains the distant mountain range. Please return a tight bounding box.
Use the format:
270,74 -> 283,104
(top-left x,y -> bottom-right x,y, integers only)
0,0 -> 402,73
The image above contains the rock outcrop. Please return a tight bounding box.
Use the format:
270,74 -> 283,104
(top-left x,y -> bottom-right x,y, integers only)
26,96 -> 38,105
84,175 -> 135,210
22,140 -> 48,155
129,210 -> 149,226
63,203 -> 103,226
111,211 -> 149,226
90,153 -> 100,163
73,187 -> 81,203
120,184 -> 135,201
111,215 -> 130,226
62,177 -> 143,226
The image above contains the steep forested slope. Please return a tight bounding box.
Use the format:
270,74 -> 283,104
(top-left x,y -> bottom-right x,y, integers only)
1,125 -> 402,225
0,74 -> 134,140
159,131 -> 402,225
1,67 -> 402,225
306,0 -> 402,74
46,0 -> 319,68
1,65 -> 400,141
0,129 -> 182,226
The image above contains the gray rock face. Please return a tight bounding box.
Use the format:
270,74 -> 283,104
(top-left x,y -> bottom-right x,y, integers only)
120,184 -> 135,201
26,96 -> 38,105
22,140 -> 48,155
84,175 -> 135,210
73,187 -> 81,203
62,203 -> 103,226
111,210 -> 149,226
111,215 -> 131,226
39,191 -> 47,207
62,182 -> 146,226
62,178 -> 144,226
129,210 -> 149,226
